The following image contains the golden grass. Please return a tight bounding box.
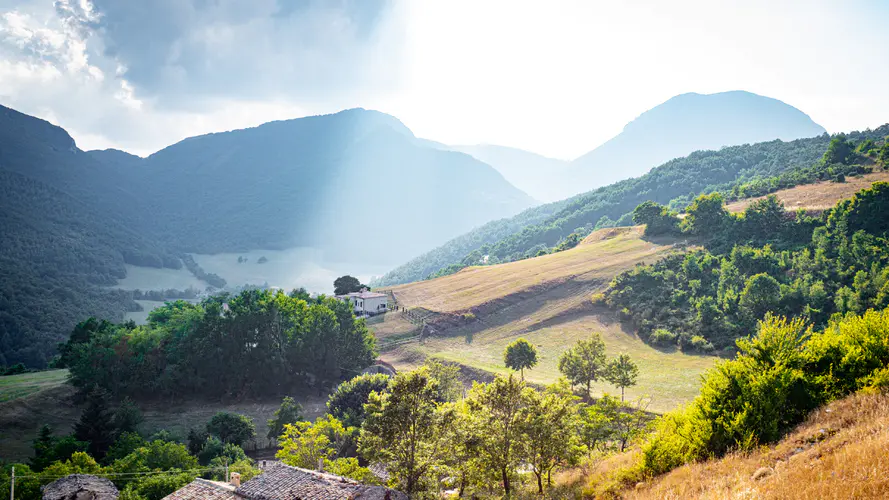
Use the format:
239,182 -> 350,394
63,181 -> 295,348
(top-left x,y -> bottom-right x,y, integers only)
384,227 -> 678,313
626,391 -> 889,500
365,311 -> 420,340
377,227 -> 714,413
725,172 -> 889,213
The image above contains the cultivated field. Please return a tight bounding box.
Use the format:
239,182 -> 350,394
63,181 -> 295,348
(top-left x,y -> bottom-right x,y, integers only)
0,370 -> 328,462
377,227 -> 714,413
725,171 -> 889,213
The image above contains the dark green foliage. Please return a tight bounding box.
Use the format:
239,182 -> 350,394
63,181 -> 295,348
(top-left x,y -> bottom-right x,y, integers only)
267,396 -> 305,441
29,425 -> 89,471
60,289 -> 378,399
334,275 -> 365,295
606,183 -> 889,349
105,432 -> 148,464
633,201 -> 680,236
196,436 -> 247,466
0,363 -> 27,375
206,412 -> 256,447
327,373 -> 391,428
381,126 -> 889,285
74,386 -> 117,459
114,398 -> 144,435
503,338 -> 538,378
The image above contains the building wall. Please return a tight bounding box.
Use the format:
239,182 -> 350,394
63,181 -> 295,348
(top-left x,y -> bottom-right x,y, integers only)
362,296 -> 387,315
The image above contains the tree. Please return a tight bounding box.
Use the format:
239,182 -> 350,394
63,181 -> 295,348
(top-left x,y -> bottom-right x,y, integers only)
503,338 -> 538,379
359,369 -> 454,495
579,396 -> 619,455
739,273 -> 782,322
823,136 -> 855,165
558,333 -> 608,398
423,358 -> 463,402
605,353 -> 639,402
267,396 -> 304,443
633,201 -> 680,236
206,412 -> 256,447
114,397 -> 143,435
74,385 -> 117,458
277,415 -> 349,470
520,382 -> 581,493
333,275 -> 365,295
681,192 -> 729,237
327,373 -> 390,428
463,374 -> 529,497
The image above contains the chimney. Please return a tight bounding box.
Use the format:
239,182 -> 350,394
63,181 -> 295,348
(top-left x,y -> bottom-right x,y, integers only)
317,458 -> 325,472
230,472 -> 241,487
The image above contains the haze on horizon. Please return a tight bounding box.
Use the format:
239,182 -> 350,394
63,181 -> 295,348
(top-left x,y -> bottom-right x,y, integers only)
1,0 -> 888,159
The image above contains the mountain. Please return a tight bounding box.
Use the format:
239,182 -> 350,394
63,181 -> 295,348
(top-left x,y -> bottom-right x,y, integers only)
0,105 -> 533,366
377,123 -> 889,287
450,145 -> 570,202
133,108 -> 534,262
563,91 -> 827,194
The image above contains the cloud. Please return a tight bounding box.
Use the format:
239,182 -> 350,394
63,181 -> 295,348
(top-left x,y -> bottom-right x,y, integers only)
0,0 -> 405,154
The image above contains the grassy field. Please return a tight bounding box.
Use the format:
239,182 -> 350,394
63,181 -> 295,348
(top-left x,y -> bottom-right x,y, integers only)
0,370 -> 328,462
376,227 -> 713,413
114,264 -> 207,291
725,171 -> 889,213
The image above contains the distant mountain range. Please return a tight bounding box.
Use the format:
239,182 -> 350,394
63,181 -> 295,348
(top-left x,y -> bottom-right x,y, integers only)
451,91 -> 827,201
0,105 -> 532,366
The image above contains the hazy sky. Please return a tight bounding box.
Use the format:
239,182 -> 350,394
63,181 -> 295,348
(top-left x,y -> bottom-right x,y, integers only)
1,0 -> 888,159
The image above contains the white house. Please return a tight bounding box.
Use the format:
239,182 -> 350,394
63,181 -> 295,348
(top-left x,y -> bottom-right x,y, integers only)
336,289 -> 388,317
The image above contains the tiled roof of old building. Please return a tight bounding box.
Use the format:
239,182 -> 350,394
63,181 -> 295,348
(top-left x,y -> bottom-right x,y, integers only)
235,462 -> 407,500
162,478 -> 241,500
42,474 -> 119,500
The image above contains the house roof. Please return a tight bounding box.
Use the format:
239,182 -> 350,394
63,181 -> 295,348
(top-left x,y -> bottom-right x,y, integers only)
235,462 -> 407,500
340,291 -> 388,299
42,474 -> 119,500
162,478 -> 240,500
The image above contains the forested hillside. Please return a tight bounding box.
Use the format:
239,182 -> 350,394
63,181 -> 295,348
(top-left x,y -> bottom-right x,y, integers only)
378,125 -> 889,286
0,105 -> 533,367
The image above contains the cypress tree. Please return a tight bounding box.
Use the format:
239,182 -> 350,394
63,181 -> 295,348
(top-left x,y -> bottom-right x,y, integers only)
74,385 -> 116,458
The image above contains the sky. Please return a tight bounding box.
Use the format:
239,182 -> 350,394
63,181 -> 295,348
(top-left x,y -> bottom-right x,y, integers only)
1,0 -> 888,159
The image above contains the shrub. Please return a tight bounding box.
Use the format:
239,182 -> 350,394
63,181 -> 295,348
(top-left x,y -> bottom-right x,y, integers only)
685,335 -> 715,353
648,329 -> 677,346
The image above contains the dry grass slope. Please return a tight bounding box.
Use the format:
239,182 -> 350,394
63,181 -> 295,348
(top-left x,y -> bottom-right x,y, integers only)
626,391 -> 889,499
725,172 -> 889,213
377,227 -> 715,413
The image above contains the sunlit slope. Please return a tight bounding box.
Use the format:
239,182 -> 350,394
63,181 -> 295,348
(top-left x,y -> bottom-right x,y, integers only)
726,171 -> 889,213
378,227 -> 715,413
385,227 -> 674,313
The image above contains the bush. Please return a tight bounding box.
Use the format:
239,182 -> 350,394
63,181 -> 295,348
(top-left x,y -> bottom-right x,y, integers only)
206,412 -> 256,447
685,335 -> 714,353
648,329 -> 677,346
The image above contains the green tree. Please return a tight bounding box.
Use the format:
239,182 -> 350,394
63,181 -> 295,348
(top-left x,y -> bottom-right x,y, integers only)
520,382 -> 581,493
74,385 -> 117,458
267,396 -> 304,443
463,374 -> 529,497
739,273 -> 782,322
423,358 -> 463,402
327,373 -> 390,428
503,338 -> 538,379
604,353 -> 639,402
333,275 -> 365,295
359,369 -> 454,495
206,412 -> 256,447
579,395 -> 619,455
277,415 -> 349,469
681,192 -> 729,236
633,201 -> 680,236
114,397 -> 143,435
823,136 -> 855,165
112,440 -> 198,473
558,333 -> 608,398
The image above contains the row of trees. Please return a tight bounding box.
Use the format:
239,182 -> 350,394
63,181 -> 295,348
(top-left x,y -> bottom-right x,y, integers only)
610,182 -> 889,350
58,288 -> 378,398
504,336 -> 639,401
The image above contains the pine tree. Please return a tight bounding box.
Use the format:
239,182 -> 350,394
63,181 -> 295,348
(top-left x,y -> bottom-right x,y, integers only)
74,385 -> 116,458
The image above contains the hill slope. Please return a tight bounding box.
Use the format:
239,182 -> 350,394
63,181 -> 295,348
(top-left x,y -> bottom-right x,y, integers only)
376,227 -> 715,412
566,90 -> 827,193
379,124 -> 889,287
625,391 -> 889,499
